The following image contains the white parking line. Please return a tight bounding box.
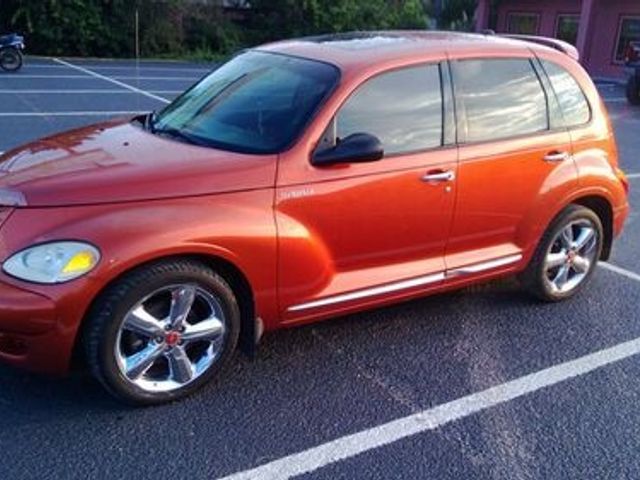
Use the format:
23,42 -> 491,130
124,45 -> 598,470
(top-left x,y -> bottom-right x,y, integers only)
221,334 -> 640,480
627,173 -> 640,179
1,74 -> 195,81
604,97 -> 628,103
26,64 -> 211,73
0,74 -> 91,79
600,262 -> 640,282
0,111 -> 146,117
52,58 -> 171,104
0,90 -> 183,94
110,76 -> 196,81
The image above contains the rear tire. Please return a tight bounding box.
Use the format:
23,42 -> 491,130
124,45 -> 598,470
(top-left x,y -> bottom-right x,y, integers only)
84,259 -> 240,406
520,204 -> 603,302
627,75 -> 640,105
0,47 -> 22,72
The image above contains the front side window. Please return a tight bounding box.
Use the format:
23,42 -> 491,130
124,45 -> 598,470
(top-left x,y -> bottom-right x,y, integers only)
153,51 -> 339,154
507,13 -> 540,35
336,64 -> 443,155
615,17 -> 640,62
542,60 -> 590,127
556,15 -> 580,46
452,59 -> 548,143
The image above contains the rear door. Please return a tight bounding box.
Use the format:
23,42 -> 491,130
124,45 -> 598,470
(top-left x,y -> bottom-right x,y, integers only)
446,56 -> 576,274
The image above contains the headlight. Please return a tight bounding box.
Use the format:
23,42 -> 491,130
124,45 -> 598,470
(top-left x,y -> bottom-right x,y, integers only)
3,241 -> 101,284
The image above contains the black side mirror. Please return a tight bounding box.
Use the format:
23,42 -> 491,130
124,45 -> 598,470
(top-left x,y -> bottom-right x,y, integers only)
312,133 -> 384,166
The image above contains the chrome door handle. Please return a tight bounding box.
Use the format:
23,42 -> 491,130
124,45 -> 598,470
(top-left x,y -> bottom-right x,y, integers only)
422,170 -> 456,183
543,151 -> 570,163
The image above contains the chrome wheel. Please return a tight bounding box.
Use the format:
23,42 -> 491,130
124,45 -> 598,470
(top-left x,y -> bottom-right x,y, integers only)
115,284 -> 227,393
544,219 -> 599,294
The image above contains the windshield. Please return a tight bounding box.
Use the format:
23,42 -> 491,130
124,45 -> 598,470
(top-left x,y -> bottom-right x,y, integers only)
152,51 -> 339,154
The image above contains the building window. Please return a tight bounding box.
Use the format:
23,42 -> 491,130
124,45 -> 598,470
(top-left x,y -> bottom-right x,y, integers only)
507,13 -> 540,35
555,14 -> 580,46
614,16 -> 640,62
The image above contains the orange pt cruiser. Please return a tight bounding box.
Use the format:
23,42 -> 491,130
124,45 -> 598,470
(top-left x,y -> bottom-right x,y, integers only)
0,32 -> 629,404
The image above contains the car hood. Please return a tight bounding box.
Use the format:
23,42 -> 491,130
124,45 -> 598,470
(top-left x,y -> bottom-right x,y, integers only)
0,120 -> 277,207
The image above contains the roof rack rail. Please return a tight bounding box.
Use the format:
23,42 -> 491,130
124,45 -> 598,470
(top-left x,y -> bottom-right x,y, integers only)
500,34 -> 580,62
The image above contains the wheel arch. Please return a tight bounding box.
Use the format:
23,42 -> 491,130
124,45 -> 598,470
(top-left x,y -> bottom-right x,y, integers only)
72,253 -> 259,369
526,192 -> 615,268
571,195 -> 614,260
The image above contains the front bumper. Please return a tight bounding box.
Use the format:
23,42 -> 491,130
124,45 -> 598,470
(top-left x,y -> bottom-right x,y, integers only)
0,280 -> 70,374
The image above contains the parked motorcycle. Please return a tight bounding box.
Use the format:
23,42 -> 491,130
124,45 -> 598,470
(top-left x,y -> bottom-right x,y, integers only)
0,33 -> 25,72
624,41 -> 640,105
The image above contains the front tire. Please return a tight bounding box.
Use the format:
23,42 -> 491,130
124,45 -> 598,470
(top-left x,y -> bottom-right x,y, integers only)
0,47 -> 22,72
84,259 -> 240,406
520,204 -> 603,302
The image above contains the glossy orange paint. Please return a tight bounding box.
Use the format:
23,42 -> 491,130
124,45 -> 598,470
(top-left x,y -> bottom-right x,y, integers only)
0,32 -> 629,374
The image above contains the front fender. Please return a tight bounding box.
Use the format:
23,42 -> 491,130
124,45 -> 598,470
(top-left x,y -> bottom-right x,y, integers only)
0,190 -> 278,365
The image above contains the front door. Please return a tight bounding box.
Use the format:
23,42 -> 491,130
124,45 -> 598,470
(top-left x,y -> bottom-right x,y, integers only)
276,62 -> 458,320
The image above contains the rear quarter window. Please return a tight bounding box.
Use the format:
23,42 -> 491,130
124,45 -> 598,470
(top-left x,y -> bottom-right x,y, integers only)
541,60 -> 591,127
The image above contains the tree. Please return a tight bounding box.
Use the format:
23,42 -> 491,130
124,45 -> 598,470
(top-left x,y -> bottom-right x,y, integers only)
4,0 -> 111,56
0,0 -> 430,58
437,0 -> 477,31
246,0 -> 428,44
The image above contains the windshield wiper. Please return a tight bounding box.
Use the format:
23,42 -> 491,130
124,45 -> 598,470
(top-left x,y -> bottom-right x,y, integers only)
153,126 -> 209,147
145,111 -> 157,132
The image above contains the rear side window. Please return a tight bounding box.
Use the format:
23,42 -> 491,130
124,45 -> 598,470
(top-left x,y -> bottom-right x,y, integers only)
452,58 -> 549,143
541,60 -> 591,127
336,64 -> 443,155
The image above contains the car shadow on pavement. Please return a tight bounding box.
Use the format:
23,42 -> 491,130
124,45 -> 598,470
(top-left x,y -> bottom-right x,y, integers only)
0,278 -> 534,412
3,271 -> 632,446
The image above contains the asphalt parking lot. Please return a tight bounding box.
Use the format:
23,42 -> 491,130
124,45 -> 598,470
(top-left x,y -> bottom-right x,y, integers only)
0,58 -> 639,480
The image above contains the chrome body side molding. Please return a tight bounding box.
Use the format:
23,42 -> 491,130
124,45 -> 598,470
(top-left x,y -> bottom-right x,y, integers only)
445,254 -> 523,278
288,273 -> 445,312
287,254 -> 523,312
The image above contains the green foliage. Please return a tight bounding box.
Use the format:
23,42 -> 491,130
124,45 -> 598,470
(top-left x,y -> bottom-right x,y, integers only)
3,0 -> 109,56
0,0 -> 430,59
247,0 -> 427,44
438,0 -> 477,31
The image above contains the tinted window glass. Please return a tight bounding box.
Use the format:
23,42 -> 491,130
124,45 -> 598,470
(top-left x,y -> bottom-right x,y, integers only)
453,59 -> 548,143
154,51 -> 339,154
337,65 -> 443,155
542,61 -> 591,127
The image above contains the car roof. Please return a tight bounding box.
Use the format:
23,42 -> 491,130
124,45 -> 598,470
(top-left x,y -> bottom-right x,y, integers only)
256,31 -> 552,71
